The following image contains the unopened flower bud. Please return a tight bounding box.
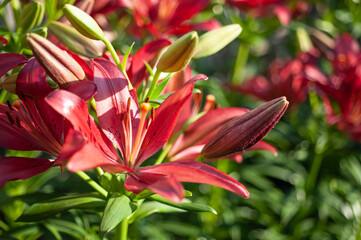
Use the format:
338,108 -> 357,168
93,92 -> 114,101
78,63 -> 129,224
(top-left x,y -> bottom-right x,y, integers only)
201,97 -> 289,159
27,33 -> 86,88
0,73 -> 18,94
193,24 -> 242,59
19,1 -> 45,33
49,21 -> 101,58
63,4 -> 105,40
156,31 -> 198,73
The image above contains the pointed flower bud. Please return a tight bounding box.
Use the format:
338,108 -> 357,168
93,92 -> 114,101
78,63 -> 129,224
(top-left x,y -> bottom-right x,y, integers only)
201,97 -> 289,159
19,1 -> 45,33
193,24 -> 242,59
49,21 -> 101,58
0,73 -> 18,94
156,31 -> 198,73
27,33 -> 86,88
63,4 -> 105,40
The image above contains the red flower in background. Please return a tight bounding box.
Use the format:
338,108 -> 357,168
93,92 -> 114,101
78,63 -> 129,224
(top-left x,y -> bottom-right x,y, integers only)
232,49 -> 321,110
313,34 -> 361,142
118,0 -> 221,38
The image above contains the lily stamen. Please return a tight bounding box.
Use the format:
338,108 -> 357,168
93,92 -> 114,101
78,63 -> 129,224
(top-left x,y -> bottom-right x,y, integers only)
129,102 -> 151,166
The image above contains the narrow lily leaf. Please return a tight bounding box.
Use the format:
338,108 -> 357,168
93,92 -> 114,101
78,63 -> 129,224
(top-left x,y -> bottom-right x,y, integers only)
0,157 -> 53,187
17,194 -> 105,222
0,53 -> 27,78
136,74 -> 207,167
193,24 -> 242,59
122,42 -> 135,71
138,160 -> 249,198
128,201 -> 185,223
150,73 -> 172,100
149,195 -> 217,214
99,194 -> 133,239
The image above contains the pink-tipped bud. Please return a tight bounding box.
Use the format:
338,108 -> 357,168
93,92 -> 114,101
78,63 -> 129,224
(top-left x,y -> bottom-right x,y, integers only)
201,97 -> 289,159
27,33 -> 86,88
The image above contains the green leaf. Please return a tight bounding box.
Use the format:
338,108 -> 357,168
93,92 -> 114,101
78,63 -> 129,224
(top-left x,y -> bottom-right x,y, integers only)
128,201 -> 185,223
123,42 -> 135,70
99,193 -> 134,239
150,73 -> 172,100
17,194 -> 105,222
149,195 -> 217,214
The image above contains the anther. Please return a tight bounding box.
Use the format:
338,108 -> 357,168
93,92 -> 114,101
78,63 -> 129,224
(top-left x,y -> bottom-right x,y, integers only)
12,100 -> 23,109
127,97 -> 131,112
144,97 -> 150,103
6,101 -> 14,111
202,94 -> 216,112
5,111 -> 15,124
151,107 -> 155,122
16,117 -> 21,128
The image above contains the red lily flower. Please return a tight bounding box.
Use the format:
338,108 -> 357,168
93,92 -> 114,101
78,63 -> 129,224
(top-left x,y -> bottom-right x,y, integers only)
45,58 -> 249,202
226,0 -> 291,26
0,57 -> 86,186
119,0 -> 221,38
312,34 -> 361,142
232,49 -> 321,109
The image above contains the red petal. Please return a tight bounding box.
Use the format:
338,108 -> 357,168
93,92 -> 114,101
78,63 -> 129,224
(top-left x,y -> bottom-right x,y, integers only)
273,4 -> 291,26
66,80 -> 97,101
45,90 -> 119,161
137,160 -> 249,198
92,58 -> 140,157
247,141 -> 278,156
0,53 -> 27,78
0,103 -> 44,151
0,157 -> 53,187
130,39 -> 171,88
125,173 -> 184,202
66,142 -> 132,173
169,107 -> 250,157
136,74 -> 207,167
0,36 -> 8,46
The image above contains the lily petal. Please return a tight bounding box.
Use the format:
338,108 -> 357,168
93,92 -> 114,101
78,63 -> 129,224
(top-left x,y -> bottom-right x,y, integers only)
0,53 -> 27,78
45,90 -> 119,161
136,74 -> 207,167
125,173 -> 184,202
169,107 -> 250,156
137,160 -> 249,198
92,58 -> 140,157
0,157 -> 53,187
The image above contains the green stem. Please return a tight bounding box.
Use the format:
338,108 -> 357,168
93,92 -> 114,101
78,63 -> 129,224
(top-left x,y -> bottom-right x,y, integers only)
120,218 -> 129,240
154,143 -> 173,165
102,38 -> 132,89
144,69 -> 161,101
232,42 -> 249,85
0,90 -> 8,103
76,171 -> 108,198
305,153 -> 323,194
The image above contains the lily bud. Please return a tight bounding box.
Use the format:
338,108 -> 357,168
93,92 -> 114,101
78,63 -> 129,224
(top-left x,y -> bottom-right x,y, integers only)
27,33 -> 86,88
63,4 -> 105,40
156,31 -> 198,73
0,73 -> 18,94
201,97 -> 289,159
193,24 -> 242,59
49,21 -> 101,58
19,1 -> 45,33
